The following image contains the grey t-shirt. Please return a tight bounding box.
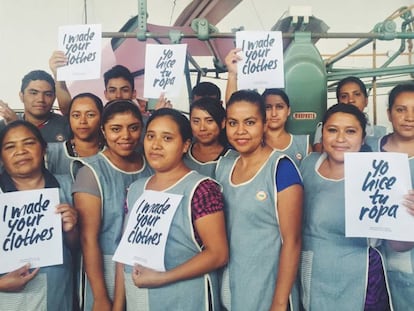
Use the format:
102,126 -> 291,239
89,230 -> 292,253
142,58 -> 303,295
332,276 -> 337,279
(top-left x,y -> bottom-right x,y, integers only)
0,112 -> 70,143
72,165 -> 100,198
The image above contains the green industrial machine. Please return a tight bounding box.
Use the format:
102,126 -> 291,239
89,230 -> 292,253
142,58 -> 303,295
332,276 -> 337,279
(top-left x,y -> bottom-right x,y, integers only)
99,2 -> 414,136
284,32 -> 327,140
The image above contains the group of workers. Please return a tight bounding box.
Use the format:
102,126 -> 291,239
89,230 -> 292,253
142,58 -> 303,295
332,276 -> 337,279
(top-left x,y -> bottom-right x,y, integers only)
0,47 -> 412,311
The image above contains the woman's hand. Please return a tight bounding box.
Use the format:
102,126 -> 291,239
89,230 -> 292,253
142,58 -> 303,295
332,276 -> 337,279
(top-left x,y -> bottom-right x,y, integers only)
132,264 -> 165,288
56,203 -> 78,232
403,190 -> 414,216
0,264 -> 39,292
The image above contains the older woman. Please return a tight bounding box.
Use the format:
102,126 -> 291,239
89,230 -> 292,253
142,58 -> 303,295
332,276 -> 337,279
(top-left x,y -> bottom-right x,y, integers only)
0,120 -> 78,311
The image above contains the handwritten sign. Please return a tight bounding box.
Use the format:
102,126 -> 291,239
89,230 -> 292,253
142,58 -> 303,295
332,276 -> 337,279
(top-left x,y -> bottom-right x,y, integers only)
236,31 -> 284,90
113,190 -> 183,271
345,152 -> 413,241
143,44 -> 187,98
0,188 -> 63,273
57,24 -> 102,81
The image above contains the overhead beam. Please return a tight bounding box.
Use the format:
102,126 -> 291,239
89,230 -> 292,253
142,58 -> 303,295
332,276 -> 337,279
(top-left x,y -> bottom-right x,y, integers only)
174,0 -> 243,26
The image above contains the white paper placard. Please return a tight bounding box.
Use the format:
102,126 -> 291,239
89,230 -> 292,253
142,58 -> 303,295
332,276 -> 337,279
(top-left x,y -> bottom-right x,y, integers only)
57,24 -> 102,81
236,31 -> 284,90
345,152 -> 413,241
143,44 -> 187,98
113,190 -> 183,271
0,188 -> 63,273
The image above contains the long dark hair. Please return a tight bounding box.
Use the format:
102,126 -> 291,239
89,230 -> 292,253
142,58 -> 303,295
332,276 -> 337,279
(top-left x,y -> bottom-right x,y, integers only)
68,92 -> 104,140
227,90 -> 266,123
190,97 -> 227,146
146,108 -> 192,143
102,99 -> 143,126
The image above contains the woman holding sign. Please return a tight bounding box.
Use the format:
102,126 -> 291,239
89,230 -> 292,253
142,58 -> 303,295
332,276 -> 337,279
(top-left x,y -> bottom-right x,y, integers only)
114,108 -> 228,311
299,103 -> 391,310
215,90 -> 303,311
46,92 -> 104,175
72,100 -> 152,311
0,120 -> 78,311
366,83 -> 414,310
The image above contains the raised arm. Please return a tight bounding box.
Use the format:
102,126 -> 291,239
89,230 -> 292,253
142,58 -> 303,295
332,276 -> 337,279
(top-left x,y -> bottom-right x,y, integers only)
49,51 -> 72,115
224,48 -> 242,104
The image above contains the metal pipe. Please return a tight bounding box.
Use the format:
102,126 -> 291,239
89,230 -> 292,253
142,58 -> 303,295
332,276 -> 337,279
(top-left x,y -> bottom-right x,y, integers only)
186,54 -> 206,76
324,38 -> 373,68
372,40 -> 378,125
102,31 -> 414,40
327,65 -> 414,80
381,16 -> 414,67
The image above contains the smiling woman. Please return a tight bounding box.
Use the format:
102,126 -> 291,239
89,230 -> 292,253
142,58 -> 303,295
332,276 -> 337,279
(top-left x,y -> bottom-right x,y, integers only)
216,90 -> 303,311
299,103 -> 393,310
71,100 -> 153,311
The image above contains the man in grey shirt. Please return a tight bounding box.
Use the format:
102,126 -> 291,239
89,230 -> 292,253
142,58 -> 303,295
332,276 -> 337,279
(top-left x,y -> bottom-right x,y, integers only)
0,70 -> 70,142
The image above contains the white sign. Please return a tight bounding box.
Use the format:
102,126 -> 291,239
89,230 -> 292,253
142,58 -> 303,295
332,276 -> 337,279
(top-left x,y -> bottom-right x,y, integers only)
143,44 -> 187,98
236,31 -> 284,90
345,152 -> 413,241
0,188 -> 63,273
113,190 -> 183,271
57,24 -> 102,81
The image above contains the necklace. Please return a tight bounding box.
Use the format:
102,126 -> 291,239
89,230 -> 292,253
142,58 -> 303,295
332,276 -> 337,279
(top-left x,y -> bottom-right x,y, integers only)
70,140 -> 79,157
69,140 -> 104,157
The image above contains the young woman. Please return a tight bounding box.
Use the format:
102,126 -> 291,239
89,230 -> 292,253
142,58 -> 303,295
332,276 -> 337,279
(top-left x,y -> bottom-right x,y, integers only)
46,92 -> 104,175
72,100 -> 152,311
224,49 -> 309,166
115,108 -> 228,311
185,97 -> 237,177
300,103 -> 391,310
262,88 -> 311,166
0,120 -> 78,311
215,90 -> 303,311
366,83 -> 414,310
313,76 -> 387,152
